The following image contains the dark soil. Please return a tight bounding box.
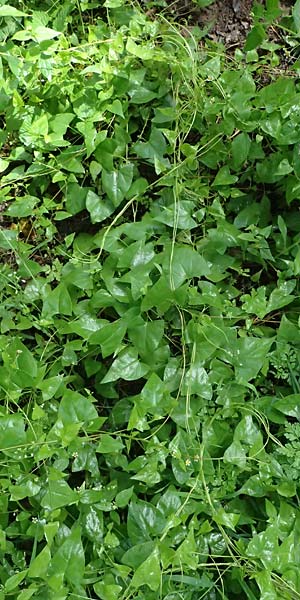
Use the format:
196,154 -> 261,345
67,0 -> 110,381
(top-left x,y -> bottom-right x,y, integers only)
162,0 -> 292,49
198,0 -> 255,46
160,0 -> 256,46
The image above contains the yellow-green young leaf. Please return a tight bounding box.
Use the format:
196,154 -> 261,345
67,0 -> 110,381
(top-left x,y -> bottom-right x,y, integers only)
213,508 -> 240,531
32,26 -> 62,42
0,5 -> 27,16
17,588 -> 38,600
126,38 -> 154,60
94,582 -> 122,600
5,570 -> 28,592
0,158 -> 9,173
28,545 -> 51,578
132,547 -> 161,591
255,570 -> 278,600
107,99 -> 124,118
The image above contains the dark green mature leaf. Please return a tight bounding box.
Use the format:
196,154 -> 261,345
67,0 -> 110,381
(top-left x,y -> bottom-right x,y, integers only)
0,415 -> 26,450
58,390 -> 98,426
164,246 -> 210,288
231,132 -> 251,169
233,337 -> 273,383
132,546 -> 161,591
42,283 -> 73,317
41,480 -> 78,511
101,347 -> 149,382
127,500 -> 165,544
133,128 -> 169,172
212,166 -> 238,186
1,4 -> 300,600
89,319 -> 127,357
86,190 -> 114,223
49,527 -> 85,586
102,164 -> 134,207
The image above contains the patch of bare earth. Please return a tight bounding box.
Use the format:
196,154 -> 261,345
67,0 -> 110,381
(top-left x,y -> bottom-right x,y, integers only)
198,0 -> 256,47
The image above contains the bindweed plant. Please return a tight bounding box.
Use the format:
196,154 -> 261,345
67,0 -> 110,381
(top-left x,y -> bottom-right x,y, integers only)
0,1 -> 300,599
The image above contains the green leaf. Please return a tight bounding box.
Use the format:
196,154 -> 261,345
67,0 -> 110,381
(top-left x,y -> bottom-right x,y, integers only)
231,133 -> 251,169
182,363 -> 212,400
133,128 -> 169,171
94,583 -> 122,600
132,547 -> 161,591
96,435 -> 124,454
126,38 -> 154,61
0,158 -> 9,173
212,166 -> 238,186
274,394 -> 300,419
41,480 -> 78,511
255,570 -> 278,600
86,190 -> 114,223
107,99 -> 124,118
246,525 -> 278,569
28,546 -> 51,578
4,571 -> 28,592
245,24 -> 266,51
39,375 -> 63,402
49,527 -> 84,587
101,347 -> 149,383
233,337 -> 273,383
0,5 -> 27,17
115,486 -> 134,508
127,500 -> 164,544
122,541 -> 156,569
42,283 -> 73,318
89,319 -> 127,357
174,528 -> 198,569
10,479 -> 40,501
65,183 -> 87,215
213,507 -> 240,530
8,338 -> 38,381
6,195 -> 38,217
267,281 -> 296,313
293,0 -> 300,34
277,481 -> 296,497
58,390 -> 98,426
32,25 -> 62,42
224,440 -> 247,469
0,415 -> 26,450
164,246 -> 210,289
102,164 -> 134,207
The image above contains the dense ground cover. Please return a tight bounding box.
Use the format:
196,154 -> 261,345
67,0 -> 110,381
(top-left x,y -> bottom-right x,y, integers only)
1,0 -> 300,598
